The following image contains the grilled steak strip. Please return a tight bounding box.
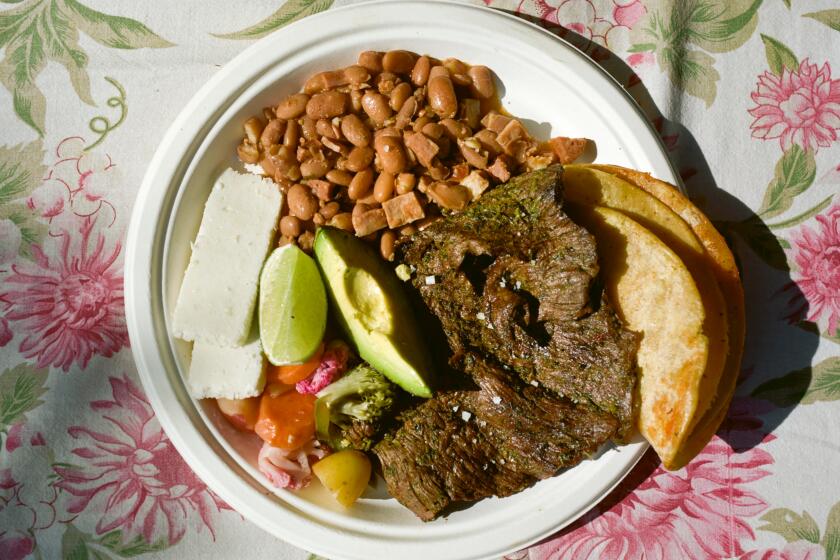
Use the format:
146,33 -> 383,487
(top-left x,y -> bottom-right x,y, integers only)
375,165 -> 638,520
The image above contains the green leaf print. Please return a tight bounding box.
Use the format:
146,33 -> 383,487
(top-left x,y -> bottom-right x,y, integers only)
0,138 -> 45,205
0,138 -> 47,256
96,531 -> 168,557
61,0 -> 172,49
0,363 -> 49,430
759,508 -> 821,543
752,357 -> 840,406
630,0 -> 764,105
759,501 -> 840,559
782,0 -> 791,8
0,0 -> 171,135
662,47 -> 720,107
824,501 -> 840,560
213,0 -> 334,40
760,34 -> 798,76
758,146 -> 817,220
728,215 -> 789,270
0,203 -> 48,258
804,10 -> 840,33
767,195 -> 834,230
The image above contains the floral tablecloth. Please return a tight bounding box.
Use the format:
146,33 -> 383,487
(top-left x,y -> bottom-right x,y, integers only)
1,0 -> 839,558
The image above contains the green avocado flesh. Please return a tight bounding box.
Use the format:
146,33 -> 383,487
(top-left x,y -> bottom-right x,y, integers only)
313,227 -> 433,398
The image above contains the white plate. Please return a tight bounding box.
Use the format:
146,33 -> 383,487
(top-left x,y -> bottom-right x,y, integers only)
125,1 -> 678,558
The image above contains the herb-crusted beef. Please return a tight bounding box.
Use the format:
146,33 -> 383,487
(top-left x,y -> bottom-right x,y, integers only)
399,166 -> 637,428
375,355 -> 618,521
375,166 -> 638,520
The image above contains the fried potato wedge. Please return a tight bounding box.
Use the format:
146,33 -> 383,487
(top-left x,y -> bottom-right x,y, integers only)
588,164 -> 744,470
563,165 -> 728,440
567,205 -> 709,469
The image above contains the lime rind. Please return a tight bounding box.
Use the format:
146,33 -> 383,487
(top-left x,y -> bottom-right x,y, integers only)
259,245 -> 327,366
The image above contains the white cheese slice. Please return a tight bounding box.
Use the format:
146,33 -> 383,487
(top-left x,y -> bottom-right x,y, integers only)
188,329 -> 266,399
172,168 -> 282,346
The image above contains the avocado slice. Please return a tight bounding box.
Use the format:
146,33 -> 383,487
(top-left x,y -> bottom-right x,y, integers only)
313,227 -> 433,397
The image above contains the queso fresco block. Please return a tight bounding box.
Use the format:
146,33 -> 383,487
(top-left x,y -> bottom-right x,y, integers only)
172,168 -> 282,346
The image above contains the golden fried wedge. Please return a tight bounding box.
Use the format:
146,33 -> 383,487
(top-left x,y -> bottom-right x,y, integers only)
568,205 -> 709,469
589,164 -> 744,470
564,165 -> 728,438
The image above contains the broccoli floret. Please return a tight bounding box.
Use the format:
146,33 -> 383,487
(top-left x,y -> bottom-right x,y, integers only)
315,363 -> 397,451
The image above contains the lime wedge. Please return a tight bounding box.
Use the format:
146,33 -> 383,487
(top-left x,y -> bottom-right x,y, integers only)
259,244 -> 327,365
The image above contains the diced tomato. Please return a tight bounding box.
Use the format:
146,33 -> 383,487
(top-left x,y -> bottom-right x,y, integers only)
255,390 -> 316,449
268,343 -> 324,384
217,397 -> 260,431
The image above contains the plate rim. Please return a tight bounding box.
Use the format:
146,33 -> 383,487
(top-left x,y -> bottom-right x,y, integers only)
124,1 -> 674,558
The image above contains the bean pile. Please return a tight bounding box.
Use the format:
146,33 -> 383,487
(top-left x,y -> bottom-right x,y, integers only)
236,50 -> 587,260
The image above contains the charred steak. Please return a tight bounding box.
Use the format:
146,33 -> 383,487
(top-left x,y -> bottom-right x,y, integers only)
374,166 -> 638,521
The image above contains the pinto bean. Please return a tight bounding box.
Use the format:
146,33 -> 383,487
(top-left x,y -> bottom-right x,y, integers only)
315,118 -> 338,140
300,117 -> 317,142
382,50 -> 417,74
389,82 -> 413,112
394,96 -> 417,129
374,135 -> 407,174
443,58 -> 469,75
306,91 -> 348,119
358,50 -> 383,73
395,172 -> 416,194
276,93 -> 310,119
304,66 -> 369,94
259,119 -> 287,148
283,119 -> 300,147
427,181 -> 471,210
380,230 -> 397,261
373,172 -> 395,203
287,184 -> 319,220
340,114 -> 372,147
300,158 -> 329,179
361,90 -> 393,126
440,118 -> 471,140
329,212 -> 354,232
326,169 -> 352,187
280,215 -> 302,238
411,55 -> 431,86
428,73 -> 458,118
468,65 -> 495,99
348,168 -> 374,200
345,146 -> 375,172
349,90 -> 364,113
320,201 -> 340,220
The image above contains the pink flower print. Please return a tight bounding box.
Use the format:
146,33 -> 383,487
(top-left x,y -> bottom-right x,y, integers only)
740,542 -> 826,560
0,219 -> 22,264
516,0 -> 645,51
749,59 -> 840,152
528,435 -> 773,560
0,470 -> 42,560
0,218 -> 127,371
784,203 -> 840,335
33,137 -> 117,227
5,423 -> 24,453
26,181 -> 67,219
612,0 -> 644,28
627,51 -> 654,68
0,317 -> 11,347
54,375 -> 230,546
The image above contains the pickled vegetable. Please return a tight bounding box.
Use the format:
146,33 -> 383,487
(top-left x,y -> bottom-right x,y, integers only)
255,391 -> 316,449
311,449 -> 372,507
